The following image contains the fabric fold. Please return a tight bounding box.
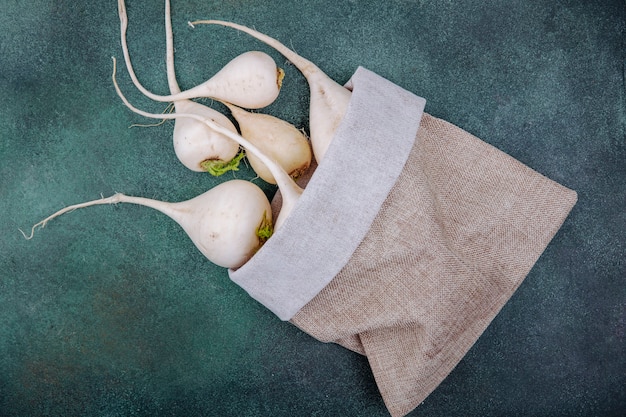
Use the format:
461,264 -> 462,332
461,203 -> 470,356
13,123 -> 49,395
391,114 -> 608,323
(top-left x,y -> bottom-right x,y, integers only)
229,67 -> 426,320
291,113 -> 577,417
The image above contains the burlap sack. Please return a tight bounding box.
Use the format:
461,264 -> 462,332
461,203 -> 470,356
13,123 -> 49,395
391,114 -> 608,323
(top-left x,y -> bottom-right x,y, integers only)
229,67 -> 577,417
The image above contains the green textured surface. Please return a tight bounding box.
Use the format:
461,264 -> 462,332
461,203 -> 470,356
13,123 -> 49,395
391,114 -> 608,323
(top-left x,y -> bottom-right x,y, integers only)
1,0 -> 624,416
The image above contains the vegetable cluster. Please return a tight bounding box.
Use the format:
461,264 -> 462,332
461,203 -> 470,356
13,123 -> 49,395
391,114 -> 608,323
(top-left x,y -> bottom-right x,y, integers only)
25,0 -> 352,270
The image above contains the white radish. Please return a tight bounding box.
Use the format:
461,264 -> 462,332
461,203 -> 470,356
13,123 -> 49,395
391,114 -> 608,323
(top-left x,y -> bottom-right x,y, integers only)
190,20 -> 352,163
170,99 -> 243,175
23,180 -> 273,269
118,0 -> 240,174
163,0 -> 240,174
118,0 -> 283,109
112,57 -> 303,230
224,102 -> 312,185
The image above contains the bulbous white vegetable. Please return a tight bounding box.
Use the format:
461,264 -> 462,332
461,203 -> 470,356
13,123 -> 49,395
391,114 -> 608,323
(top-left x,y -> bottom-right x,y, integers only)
191,20 -> 352,163
119,0 -> 283,110
24,180 -> 273,269
167,51 -> 284,109
226,103 -> 312,184
117,0 -> 240,175
173,99 -> 240,173
167,180 -> 272,268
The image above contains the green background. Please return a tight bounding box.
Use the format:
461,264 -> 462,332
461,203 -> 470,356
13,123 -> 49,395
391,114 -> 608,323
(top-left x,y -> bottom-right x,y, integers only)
1,0 -> 624,415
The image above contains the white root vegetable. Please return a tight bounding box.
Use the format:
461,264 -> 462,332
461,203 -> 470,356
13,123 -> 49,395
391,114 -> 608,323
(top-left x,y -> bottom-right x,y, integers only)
23,180 -> 273,269
119,0 -> 283,109
112,57 -> 303,231
118,0 -> 240,175
224,102 -> 312,185
190,19 -> 352,163
163,0 -> 240,174
170,99 -> 242,174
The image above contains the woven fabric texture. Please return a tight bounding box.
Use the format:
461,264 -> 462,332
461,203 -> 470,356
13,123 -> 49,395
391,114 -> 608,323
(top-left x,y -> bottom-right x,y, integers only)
290,113 -> 578,417
229,67 -> 425,320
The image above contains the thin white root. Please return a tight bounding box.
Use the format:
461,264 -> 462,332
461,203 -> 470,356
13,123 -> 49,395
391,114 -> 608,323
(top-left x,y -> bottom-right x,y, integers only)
21,194 -> 124,240
129,103 -> 175,128
188,19 -> 316,77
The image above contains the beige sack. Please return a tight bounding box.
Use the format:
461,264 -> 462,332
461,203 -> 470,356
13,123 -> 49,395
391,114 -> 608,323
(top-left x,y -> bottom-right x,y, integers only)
230,67 -> 577,417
